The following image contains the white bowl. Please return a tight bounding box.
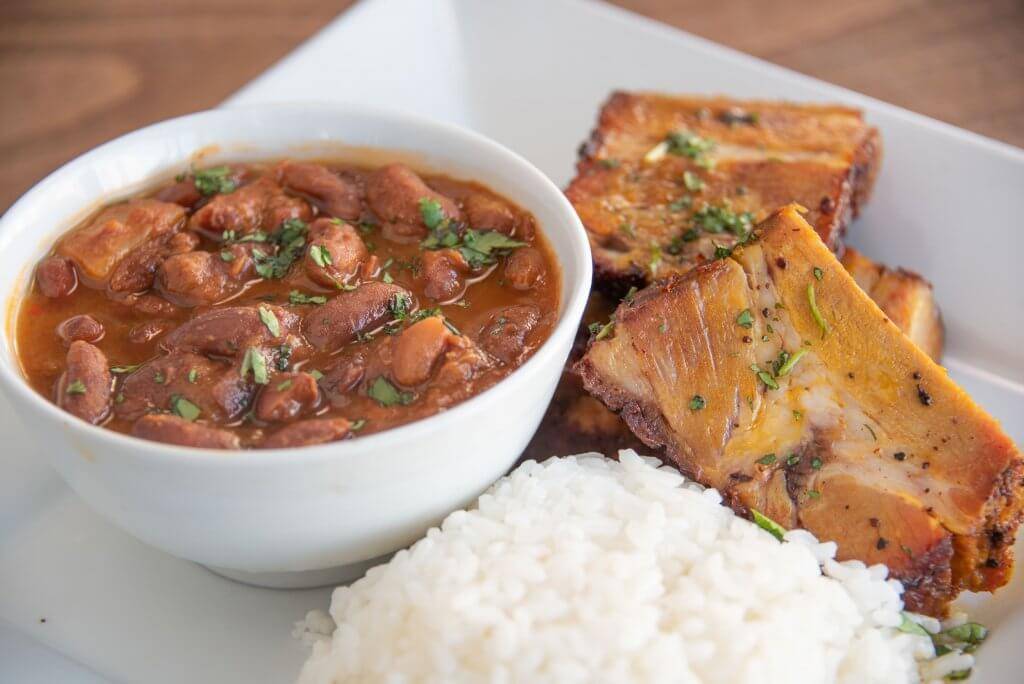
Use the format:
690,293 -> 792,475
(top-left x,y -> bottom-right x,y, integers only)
0,103 -> 591,587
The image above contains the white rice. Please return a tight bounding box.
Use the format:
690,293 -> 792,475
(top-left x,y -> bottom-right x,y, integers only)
296,451 -> 967,683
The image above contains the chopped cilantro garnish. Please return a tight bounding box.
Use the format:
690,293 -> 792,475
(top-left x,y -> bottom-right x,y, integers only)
666,131 -> 716,161
936,622 -> 988,648
276,379 -> 293,391
751,509 -> 786,541
775,348 -> 807,377
736,309 -> 754,329
757,454 -> 776,465
811,457 -> 823,470
813,266 -> 824,281
188,368 -> 199,384
65,379 -> 87,395
458,230 -> 526,268
692,204 -> 754,239
750,363 -> 779,390
410,307 -> 442,324
806,489 -> 821,499
240,348 -> 269,385
368,376 -> 414,407
110,363 -> 143,374
193,166 -> 236,196
220,249 -> 235,262
153,371 -> 165,385
623,286 -> 638,304
895,612 -> 987,681
222,230 -> 268,244
897,613 -> 931,638
252,219 -> 308,279
807,282 -> 830,338
644,130 -> 715,166
689,395 -> 706,411
309,369 -> 324,381
683,171 -> 704,192
588,319 -> 615,341
648,244 -> 663,273
258,305 -> 281,337
421,222 -> 460,249
599,158 -> 620,169
382,271 -> 394,284
389,293 -> 412,321
418,198 -> 445,230
289,290 -> 327,306
786,454 -> 800,466
668,196 -> 693,212
713,244 -> 733,260
309,244 -> 333,268
170,395 -> 201,422
421,219 -> 525,268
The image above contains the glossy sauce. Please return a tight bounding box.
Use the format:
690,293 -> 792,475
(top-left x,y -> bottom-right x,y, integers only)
16,160 -> 560,449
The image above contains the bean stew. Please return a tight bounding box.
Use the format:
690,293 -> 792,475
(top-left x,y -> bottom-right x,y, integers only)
16,160 -> 560,449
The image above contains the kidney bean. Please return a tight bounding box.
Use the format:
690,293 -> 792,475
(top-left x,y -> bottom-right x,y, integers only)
132,414 -> 241,449
302,282 -> 410,351
57,341 -> 112,424
278,161 -> 362,220
36,256 -> 78,298
478,305 -> 542,365
259,418 -> 351,449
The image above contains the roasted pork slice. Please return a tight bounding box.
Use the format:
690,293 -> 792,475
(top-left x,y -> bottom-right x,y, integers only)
842,247 -> 944,361
566,92 -> 880,295
577,205 -> 1022,615
526,242 -> 944,462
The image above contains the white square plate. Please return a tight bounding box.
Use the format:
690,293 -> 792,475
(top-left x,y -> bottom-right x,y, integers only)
2,0 -> 1021,681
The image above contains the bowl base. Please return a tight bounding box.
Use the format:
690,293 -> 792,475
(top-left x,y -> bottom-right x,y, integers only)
202,554 -> 391,589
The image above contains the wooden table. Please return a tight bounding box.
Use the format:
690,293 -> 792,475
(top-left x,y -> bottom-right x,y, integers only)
1,0 -> 1021,211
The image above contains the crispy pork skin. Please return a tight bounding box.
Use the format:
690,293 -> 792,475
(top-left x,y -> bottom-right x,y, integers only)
577,206 -> 1022,615
842,247 -> 944,361
566,93 -> 880,296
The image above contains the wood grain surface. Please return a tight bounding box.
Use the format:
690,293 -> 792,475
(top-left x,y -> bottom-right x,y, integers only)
1,0 -> 1021,211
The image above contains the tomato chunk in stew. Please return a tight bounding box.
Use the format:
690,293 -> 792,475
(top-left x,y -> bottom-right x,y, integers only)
16,160 -> 560,449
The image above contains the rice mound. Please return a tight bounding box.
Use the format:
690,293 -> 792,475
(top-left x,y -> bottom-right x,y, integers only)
296,451 -> 953,683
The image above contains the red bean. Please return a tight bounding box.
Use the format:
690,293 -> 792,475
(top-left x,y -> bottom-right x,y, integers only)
504,247 -> 546,291
302,282 -> 411,351
391,316 -> 453,386
366,164 -> 461,242
303,218 -> 369,288
420,249 -> 468,301
57,341 -> 112,424
132,414 -> 241,449
36,256 -> 77,298
278,161 -> 362,220
260,418 -> 351,449
478,305 -> 542,365
254,372 -> 320,422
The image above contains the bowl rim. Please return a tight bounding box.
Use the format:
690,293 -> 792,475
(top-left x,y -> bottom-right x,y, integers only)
0,101 -> 592,467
